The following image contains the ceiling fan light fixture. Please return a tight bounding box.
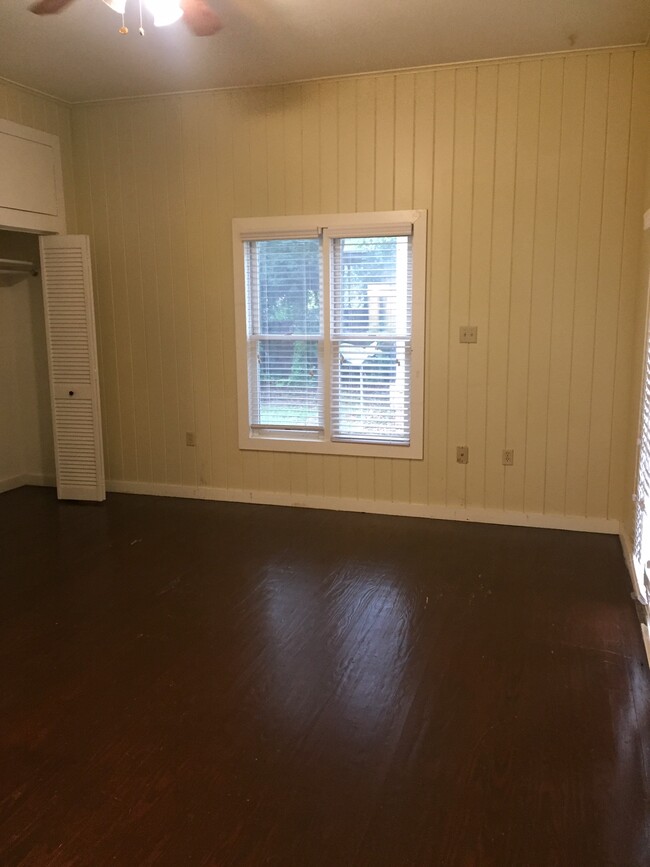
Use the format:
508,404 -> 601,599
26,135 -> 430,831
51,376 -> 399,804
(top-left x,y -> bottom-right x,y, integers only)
102,0 -> 127,13
145,0 -> 183,27
30,0 -> 221,37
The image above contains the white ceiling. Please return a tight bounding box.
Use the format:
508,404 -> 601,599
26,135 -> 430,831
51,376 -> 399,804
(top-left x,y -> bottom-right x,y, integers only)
1,0 -> 649,103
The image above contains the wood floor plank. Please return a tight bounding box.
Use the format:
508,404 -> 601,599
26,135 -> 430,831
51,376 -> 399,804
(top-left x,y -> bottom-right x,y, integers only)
0,486 -> 648,866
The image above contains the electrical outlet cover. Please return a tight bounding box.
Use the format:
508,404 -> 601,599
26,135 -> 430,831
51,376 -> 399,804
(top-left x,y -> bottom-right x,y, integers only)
459,326 -> 478,344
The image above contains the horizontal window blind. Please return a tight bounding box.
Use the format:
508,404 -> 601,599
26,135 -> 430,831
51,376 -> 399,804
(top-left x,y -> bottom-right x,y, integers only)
633,313 -> 650,582
326,223 -> 413,239
245,238 -> 324,431
330,236 -> 412,445
250,338 -> 323,430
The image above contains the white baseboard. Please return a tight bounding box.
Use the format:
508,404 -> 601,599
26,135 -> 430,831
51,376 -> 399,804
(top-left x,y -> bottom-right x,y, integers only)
0,472 -> 622,533
643,625 -> 650,669
0,475 -> 28,494
619,530 -> 650,669
619,530 -> 642,598
619,529 -> 650,605
0,473 -> 56,494
23,473 -> 56,487
105,478 -> 619,535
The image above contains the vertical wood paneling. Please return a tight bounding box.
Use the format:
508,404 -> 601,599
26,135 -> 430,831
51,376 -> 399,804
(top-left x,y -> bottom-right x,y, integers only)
181,95 -> 212,488
427,68 -> 455,506
101,107 -> 138,484
49,48 -> 648,527
543,56 -> 586,515
209,92 -> 234,490
503,60 -> 541,513
466,65 -> 498,509
17,89 -> 36,128
147,99 -> 182,486
523,57 -> 563,514
115,102 -> 151,483
484,63 -> 519,511
224,90 -> 250,493
301,83 -> 321,214
447,67 -> 476,508
585,53 -> 633,518
126,100 -> 167,485
58,102 -> 78,232
564,54 -> 610,517
2,82 -> 21,121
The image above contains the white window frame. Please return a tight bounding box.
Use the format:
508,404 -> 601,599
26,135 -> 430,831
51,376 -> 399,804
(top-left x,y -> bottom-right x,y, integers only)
232,210 -> 427,459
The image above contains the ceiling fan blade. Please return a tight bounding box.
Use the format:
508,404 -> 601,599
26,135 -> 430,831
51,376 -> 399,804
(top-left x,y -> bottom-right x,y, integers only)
30,0 -> 78,14
181,0 -> 222,36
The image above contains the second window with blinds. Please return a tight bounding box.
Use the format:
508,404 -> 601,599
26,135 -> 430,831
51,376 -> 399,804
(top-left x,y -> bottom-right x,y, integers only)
232,210 -> 427,459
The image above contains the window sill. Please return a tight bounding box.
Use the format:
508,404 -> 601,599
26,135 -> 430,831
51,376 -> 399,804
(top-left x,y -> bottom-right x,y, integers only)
239,432 -> 423,460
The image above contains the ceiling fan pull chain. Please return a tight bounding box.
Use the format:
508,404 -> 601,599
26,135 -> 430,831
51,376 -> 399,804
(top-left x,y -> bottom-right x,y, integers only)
119,11 -> 128,35
139,0 -> 145,36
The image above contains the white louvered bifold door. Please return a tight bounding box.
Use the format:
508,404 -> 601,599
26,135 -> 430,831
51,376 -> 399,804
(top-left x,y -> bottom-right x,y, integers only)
39,234 -> 105,501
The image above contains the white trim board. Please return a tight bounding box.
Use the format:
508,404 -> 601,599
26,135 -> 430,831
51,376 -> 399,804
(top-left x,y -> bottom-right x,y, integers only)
0,473 -> 54,494
619,528 -> 650,605
0,474 -> 621,533
619,530 -> 641,597
104,479 -> 619,534
618,530 -> 650,669
642,625 -> 650,669
0,475 -> 28,494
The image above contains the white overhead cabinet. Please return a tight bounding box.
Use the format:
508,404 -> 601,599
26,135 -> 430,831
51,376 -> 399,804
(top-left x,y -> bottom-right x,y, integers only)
0,119 -> 66,235
39,235 -> 105,502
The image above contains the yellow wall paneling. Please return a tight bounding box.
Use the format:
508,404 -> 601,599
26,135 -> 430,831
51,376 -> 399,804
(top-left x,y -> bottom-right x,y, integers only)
1,47 -> 649,533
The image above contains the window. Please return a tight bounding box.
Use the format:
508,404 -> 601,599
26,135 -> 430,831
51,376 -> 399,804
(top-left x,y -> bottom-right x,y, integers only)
233,210 -> 426,458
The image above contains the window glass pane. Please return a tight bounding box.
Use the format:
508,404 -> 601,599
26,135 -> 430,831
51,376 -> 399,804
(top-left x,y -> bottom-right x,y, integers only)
253,338 -> 322,429
331,236 -> 411,338
331,339 -> 410,445
250,239 -> 321,336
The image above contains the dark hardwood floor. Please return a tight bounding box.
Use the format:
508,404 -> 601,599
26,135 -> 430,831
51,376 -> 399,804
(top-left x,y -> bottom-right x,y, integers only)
0,486 -> 648,866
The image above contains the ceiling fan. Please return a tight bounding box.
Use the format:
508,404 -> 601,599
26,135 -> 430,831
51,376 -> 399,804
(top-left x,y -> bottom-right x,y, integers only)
29,0 -> 223,37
